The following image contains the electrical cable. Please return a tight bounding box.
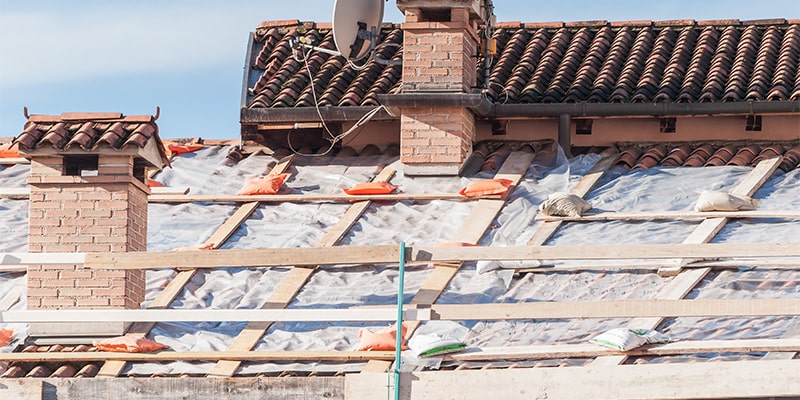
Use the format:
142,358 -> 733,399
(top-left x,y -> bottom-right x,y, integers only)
288,42 -> 387,157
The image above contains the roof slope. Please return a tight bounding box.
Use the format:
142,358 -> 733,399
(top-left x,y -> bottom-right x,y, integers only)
243,19 -> 800,110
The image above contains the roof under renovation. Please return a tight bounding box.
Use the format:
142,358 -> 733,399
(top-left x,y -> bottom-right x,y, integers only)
1,7 -> 800,399
1,137 -> 800,398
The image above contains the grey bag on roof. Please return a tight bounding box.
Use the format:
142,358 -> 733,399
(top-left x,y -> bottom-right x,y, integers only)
538,192 -> 592,217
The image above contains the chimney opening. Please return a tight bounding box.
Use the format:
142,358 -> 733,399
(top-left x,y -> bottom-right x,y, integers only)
64,154 -> 99,177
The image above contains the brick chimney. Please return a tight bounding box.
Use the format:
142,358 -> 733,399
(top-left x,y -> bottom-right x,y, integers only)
15,111 -> 168,338
396,0 -> 487,175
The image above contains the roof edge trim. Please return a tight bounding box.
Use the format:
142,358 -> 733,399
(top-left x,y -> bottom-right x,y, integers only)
240,106 -> 396,124
493,101 -> 800,118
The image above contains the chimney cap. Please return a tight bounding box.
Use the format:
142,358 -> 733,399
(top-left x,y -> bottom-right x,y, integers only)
396,0 -> 487,21
14,109 -> 170,170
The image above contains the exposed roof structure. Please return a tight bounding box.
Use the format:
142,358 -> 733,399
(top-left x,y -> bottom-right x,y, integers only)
2,139 -> 800,398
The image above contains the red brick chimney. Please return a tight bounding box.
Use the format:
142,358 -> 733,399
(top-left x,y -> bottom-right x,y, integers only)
396,0 -> 487,175
15,112 -> 168,338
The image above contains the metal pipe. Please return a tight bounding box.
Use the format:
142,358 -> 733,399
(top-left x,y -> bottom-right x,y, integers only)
393,241 -> 406,400
558,114 -> 572,158
240,33 -> 256,109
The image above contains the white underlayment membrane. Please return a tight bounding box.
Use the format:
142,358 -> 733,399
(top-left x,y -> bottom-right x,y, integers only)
1,145 -> 799,374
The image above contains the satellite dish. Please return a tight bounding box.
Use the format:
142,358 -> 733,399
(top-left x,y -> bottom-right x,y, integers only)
332,0 -> 385,62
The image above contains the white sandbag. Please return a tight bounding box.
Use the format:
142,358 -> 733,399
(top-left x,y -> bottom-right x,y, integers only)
694,190 -> 760,212
590,328 -> 670,351
538,192 -> 592,217
408,333 -> 466,358
476,260 -> 542,275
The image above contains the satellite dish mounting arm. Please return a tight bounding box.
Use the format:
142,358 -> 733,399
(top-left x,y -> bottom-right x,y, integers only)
349,21 -> 369,59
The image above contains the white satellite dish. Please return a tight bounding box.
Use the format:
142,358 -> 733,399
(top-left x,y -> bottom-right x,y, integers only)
332,0 -> 385,62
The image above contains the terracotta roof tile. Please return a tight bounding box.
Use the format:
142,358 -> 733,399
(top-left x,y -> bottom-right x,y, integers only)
618,142 -> 798,170
245,19 -> 800,109
0,345 -> 99,379
14,112 -> 168,165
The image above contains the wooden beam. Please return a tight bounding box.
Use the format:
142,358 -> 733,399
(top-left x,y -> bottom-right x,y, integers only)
0,285 -> 23,311
1,252 -> 85,265
31,377 -> 344,400
527,150 -> 618,246
0,299 -> 798,323
593,156 -> 782,367
448,338 -> 800,361
428,299 -> 800,320
208,165 -> 397,378
0,158 -> 29,164
535,209 -> 800,222
1,189 -> 480,203
97,157 -> 294,378
0,350 -> 395,363
83,245 -> 401,270
346,360 -> 800,400
148,192 -> 481,204
149,186 -> 190,195
517,259 -> 800,272
0,338 -> 798,363
13,240 -> 800,270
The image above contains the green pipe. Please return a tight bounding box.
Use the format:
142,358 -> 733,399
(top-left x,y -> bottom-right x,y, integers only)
393,241 -> 406,400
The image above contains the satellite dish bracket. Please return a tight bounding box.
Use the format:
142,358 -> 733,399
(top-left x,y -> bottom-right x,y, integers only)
291,26 -> 400,66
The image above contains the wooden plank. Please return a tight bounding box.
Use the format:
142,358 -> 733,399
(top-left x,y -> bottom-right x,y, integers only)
763,317 -> 800,361
0,285 -> 23,311
97,158 -> 296,378
594,156 -> 782,367
1,252 -> 85,265
149,186 -> 190,195
0,298 -> 798,323
80,241 -> 800,270
0,350 -> 395,363
448,338 -> 800,361
408,242 -> 800,262
84,245 -> 401,270
428,299 -> 800,320
346,360 -> 800,400
0,158 -> 29,164
0,188 -> 29,200
517,259 -> 800,272
1,338 -> 798,363
528,150 -> 618,246
536,209 -> 800,222
204,202 -> 261,248
208,165 -> 397,377
148,192 -> 479,203
37,377 -> 343,400
14,240 -> 800,271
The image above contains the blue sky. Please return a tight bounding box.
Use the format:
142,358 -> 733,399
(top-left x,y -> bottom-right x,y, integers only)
1,0 -> 798,139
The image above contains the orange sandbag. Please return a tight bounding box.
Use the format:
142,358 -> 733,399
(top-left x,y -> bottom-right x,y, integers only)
147,179 -> 164,187
459,178 -> 513,197
343,182 -> 398,195
0,328 -> 14,347
0,143 -> 20,159
166,143 -> 203,156
236,173 -> 291,195
94,336 -> 168,353
357,323 -> 408,351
